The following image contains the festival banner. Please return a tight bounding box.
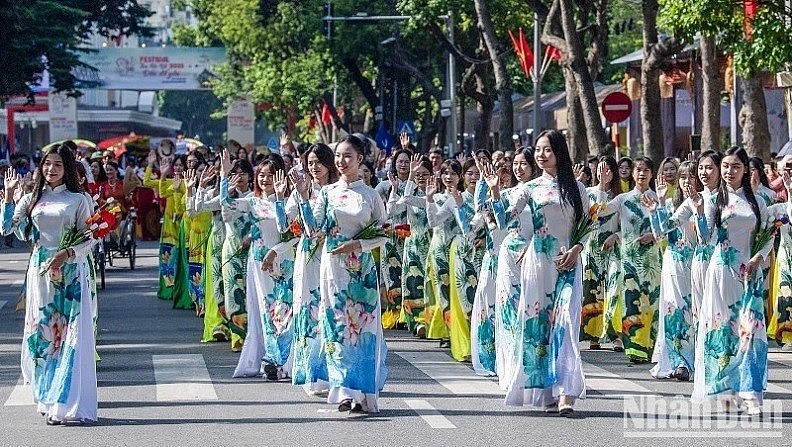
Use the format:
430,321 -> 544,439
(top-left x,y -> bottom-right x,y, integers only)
48,94 -> 78,142
75,47 -> 226,90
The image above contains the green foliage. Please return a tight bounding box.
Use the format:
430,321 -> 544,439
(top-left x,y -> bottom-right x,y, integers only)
604,0 -> 643,84
0,0 -> 152,102
158,90 -> 226,146
658,0 -> 792,77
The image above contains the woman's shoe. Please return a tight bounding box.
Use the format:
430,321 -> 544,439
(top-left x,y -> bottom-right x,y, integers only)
558,395 -> 575,417
544,402 -> 559,413
672,366 -> 690,382
612,339 -> 624,352
589,341 -> 602,350
46,417 -> 63,426
338,399 -> 354,412
745,400 -> 761,416
439,340 -> 450,348
263,363 -> 279,381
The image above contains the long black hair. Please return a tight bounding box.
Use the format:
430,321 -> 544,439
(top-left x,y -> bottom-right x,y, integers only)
618,156 -> 635,191
598,155 -> 621,199
716,147 -> 761,234
697,150 -> 722,190
536,130 -> 583,222
303,143 -> 339,185
25,142 -> 82,238
517,146 -> 539,181
748,156 -> 770,188
438,159 -> 464,193
253,154 -> 286,198
673,160 -> 703,208
230,158 -> 254,190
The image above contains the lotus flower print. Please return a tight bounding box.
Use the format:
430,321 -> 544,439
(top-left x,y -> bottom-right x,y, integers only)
336,299 -> 374,346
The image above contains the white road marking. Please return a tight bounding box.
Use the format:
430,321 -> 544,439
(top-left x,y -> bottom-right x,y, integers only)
404,399 -> 456,428
152,354 -> 218,402
4,377 -> 33,406
393,351 -> 501,396
583,361 -> 657,397
0,301 -> 7,311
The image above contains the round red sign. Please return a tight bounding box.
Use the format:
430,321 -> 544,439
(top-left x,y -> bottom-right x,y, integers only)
601,92 -> 632,123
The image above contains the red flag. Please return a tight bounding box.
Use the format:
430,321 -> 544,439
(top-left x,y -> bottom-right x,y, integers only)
744,0 -> 758,40
545,45 -> 562,62
321,103 -> 332,125
508,28 -> 534,78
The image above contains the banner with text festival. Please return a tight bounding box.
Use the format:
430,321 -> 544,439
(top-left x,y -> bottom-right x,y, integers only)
74,48 -> 226,90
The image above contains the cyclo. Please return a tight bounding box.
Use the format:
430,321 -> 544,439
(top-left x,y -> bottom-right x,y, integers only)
93,187 -> 139,289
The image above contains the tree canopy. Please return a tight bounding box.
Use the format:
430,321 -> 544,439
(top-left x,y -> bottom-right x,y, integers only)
0,0 -> 152,103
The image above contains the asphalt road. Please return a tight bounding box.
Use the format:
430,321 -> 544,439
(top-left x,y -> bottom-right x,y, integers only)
1,241 -> 791,447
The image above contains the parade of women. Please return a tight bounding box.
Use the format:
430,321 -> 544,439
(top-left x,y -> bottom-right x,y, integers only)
4,132 -> 792,425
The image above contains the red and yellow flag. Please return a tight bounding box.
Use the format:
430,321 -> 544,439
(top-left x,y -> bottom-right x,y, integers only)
508,28 -> 534,79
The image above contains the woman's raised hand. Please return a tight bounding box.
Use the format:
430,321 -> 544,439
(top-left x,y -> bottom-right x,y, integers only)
598,161 -> 613,191
655,175 -> 668,200
640,191 -> 658,213
219,149 -> 232,178
573,163 -> 585,182
184,169 -> 197,190
3,169 -> 21,196
409,153 -> 423,176
199,165 -> 217,187
274,170 -> 288,200
147,149 -> 157,167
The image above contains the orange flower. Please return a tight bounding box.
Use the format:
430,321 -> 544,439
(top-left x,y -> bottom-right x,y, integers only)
394,223 -> 411,239
289,220 -> 303,237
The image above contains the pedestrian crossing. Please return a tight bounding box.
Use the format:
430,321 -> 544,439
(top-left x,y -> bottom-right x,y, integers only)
3,350 -> 792,429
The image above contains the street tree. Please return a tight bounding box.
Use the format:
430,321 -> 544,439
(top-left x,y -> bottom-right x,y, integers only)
0,0 -> 152,103
659,0 -> 792,159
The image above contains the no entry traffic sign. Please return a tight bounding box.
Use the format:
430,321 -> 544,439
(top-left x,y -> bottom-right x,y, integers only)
601,92 -> 632,123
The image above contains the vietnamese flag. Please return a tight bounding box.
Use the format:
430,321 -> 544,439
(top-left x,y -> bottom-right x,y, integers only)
321,102 -> 332,125
508,28 -> 534,78
545,45 -> 562,62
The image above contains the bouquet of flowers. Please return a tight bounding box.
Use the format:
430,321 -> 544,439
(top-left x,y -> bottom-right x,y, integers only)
569,203 -> 604,248
39,198 -> 123,275
353,219 -> 389,240
750,215 -> 787,257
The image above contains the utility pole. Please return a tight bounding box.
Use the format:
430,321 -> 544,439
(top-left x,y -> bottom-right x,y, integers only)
532,12 -> 542,144
447,11 -> 457,155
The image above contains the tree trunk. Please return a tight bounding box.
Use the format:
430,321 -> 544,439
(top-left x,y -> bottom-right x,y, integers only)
564,67 -> 586,162
461,42 -> 494,152
558,0 -> 607,157
640,0 -> 664,164
700,34 -> 721,152
474,0 -> 514,151
740,75 -> 771,160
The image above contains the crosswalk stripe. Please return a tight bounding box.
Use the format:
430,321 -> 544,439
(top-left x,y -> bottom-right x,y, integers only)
393,351 -> 501,396
404,399 -> 457,428
152,354 -> 218,402
583,361 -> 656,396
4,377 -> 33,406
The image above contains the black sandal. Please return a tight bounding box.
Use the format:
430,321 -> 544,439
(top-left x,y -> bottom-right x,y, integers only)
338,399 -> 353,412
